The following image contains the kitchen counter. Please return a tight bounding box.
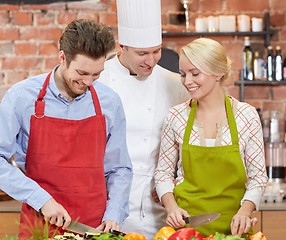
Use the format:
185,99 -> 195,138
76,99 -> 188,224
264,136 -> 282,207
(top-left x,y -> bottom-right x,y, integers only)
0,200 -> 285,239
260,201 -> 286,210
0,200 -> 22,212
1,199 -> 286,212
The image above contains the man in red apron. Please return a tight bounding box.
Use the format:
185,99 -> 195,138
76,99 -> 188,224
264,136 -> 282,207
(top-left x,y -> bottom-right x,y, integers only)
0,20 -> 132,239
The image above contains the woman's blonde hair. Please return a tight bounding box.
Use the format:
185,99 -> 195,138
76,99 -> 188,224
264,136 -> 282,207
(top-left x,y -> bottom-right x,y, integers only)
181,38 -> 232,82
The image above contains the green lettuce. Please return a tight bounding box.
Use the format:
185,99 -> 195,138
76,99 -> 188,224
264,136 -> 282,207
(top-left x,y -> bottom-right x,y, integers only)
213,232 -> 245,240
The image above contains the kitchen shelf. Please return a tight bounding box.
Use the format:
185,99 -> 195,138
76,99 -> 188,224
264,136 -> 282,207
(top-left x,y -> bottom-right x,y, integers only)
162,31 -> 274,37
235,79 -> 286,101
235,80 -> 286,85
162,12 -> 275,46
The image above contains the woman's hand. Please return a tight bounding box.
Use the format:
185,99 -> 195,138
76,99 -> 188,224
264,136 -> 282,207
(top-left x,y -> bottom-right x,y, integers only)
161,192 -> 189,229
231,200 -> 257,236
231,214 -> 257,236
166,205 -> 189,229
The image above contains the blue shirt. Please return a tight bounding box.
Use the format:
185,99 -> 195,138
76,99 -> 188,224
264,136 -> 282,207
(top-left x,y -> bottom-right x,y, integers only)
0,66 -> 133,225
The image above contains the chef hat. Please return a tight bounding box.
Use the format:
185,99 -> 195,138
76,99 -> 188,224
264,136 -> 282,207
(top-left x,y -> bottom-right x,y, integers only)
117,0 -> 162,48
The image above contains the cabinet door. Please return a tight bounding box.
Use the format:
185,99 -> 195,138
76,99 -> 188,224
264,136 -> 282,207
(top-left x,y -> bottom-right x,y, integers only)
0,212 -> 20,238
252,211 -> 262,232
262,211 -> 286,240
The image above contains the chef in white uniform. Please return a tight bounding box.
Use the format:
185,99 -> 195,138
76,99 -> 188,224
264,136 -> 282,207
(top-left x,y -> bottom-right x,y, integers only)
99,0 -> 190,239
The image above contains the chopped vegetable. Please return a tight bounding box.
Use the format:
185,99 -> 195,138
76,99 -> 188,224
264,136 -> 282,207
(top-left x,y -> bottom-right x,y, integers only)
53,232 -> 82,240
211,232 -> 245,240
248,231 -> 267,240
154,226 -> 176,240
86,233 -> 125,240
203,235 -> 214,240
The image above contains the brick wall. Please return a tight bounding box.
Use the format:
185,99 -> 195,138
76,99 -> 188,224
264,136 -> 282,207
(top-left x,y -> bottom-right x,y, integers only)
0,0 -> 286,113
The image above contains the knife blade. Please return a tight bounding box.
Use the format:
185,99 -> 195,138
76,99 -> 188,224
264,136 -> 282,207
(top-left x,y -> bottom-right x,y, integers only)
183,212 -> 221,228
66,220 -> 103,235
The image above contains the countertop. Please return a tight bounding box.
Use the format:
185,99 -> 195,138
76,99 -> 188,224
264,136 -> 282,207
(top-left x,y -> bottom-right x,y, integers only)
1,199 -> 286,213
0,200 -> 22,212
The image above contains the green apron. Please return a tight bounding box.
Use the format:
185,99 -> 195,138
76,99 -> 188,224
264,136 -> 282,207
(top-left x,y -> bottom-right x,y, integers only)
173,95 -> 247,237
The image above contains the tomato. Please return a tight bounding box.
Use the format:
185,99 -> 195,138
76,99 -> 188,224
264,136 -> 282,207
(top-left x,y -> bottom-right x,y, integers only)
124,232 -> 147,240
168,228 -> 203,240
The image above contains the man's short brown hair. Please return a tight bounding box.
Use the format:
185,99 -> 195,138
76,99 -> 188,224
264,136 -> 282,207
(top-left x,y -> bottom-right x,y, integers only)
59,19 -> 115,66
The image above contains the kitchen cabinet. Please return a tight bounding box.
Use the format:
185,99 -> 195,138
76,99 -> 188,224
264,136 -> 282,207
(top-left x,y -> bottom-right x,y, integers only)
0,200 -> 21,238
252,210 -> 286,240
262,211 -> 286,240
251,202 -> 286,240
0,212 -> 20,238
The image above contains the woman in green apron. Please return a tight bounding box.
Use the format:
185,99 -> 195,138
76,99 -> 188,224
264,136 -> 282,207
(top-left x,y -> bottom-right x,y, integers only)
155,38 -> 268,237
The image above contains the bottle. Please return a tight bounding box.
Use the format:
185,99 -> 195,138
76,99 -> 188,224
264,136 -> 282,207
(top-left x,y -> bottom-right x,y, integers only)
243,36 -> 253,80
275,46 -> 283,81
283,53 -> 286,80
269,110 -> 281,142
267,46 -> 274,81
261,62 -> 268,81
262,110 -> 270,142
253,51 -> 264,80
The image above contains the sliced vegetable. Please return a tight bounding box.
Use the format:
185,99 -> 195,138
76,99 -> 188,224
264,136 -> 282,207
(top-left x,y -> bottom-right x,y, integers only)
248,231 -> 267,240
154,226 -> 176,240
203,235 -> 214,240
124,232 -> 147,240
168,228 -> 203,240
84,232 -> 125,240
212,232 -> 244,240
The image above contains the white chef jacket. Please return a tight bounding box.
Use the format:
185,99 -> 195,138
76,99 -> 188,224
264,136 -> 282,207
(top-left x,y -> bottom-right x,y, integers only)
98,55 -> 190,240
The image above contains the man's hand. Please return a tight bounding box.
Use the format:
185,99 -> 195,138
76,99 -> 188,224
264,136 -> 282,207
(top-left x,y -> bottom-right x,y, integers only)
97,220 -> 122,233
40,198 -> 71,230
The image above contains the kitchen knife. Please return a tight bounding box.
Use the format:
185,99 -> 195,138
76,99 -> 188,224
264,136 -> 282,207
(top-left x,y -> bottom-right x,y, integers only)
183,212 -> 221,228
66,220 -> 126,236
66,220 -> 103,235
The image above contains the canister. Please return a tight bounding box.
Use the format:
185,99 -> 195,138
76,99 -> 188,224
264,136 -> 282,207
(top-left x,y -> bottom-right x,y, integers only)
265,142 -> 285,182
269,110 -> 284,142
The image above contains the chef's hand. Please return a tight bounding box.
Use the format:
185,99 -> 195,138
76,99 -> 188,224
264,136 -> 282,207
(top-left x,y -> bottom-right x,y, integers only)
231,200 -> 257,236
40,198 -> 71,230
162,192 -> 189,229
97,220 -> 122,233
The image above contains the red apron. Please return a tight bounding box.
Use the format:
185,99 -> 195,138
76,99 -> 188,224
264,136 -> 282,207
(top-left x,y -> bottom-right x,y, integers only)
18,72 -> 107,239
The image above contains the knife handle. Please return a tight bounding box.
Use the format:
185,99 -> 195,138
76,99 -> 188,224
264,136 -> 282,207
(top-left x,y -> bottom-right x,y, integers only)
183,217 -> 190,224
109,229 -> 126,236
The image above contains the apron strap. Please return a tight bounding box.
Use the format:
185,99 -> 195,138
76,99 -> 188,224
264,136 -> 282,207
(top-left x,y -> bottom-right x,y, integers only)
183,99 -> 197,145
34,71 -> 103,117
89,85 -> 103,116
183,95 -> 239,146
224,94 -> 239,145
34,71 -> 52,118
